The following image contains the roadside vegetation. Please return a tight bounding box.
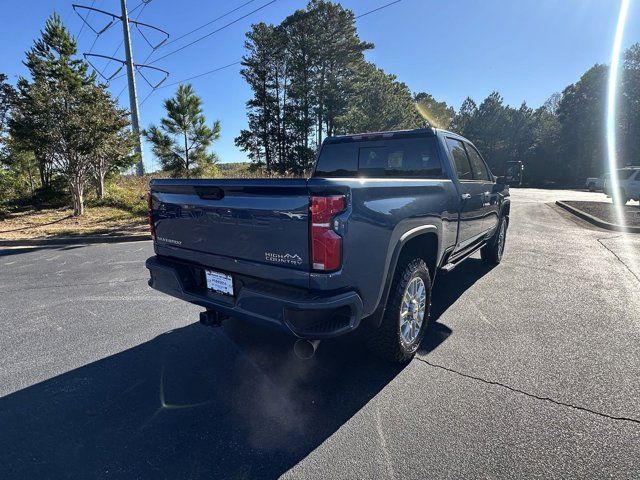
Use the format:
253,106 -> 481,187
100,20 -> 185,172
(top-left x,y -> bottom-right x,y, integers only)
143,84 -> 221,178
0,174 -> 150,239
236,1 -> 640,185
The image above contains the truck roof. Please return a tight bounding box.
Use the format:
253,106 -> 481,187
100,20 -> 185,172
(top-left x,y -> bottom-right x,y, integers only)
324,127 -> 438,144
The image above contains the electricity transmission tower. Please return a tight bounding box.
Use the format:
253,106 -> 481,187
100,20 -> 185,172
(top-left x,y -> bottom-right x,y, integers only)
73,1 -> 169,176
120,0 -> 143,176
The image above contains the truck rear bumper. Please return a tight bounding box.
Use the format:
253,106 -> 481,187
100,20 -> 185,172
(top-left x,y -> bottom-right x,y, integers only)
145,256 -> 364,339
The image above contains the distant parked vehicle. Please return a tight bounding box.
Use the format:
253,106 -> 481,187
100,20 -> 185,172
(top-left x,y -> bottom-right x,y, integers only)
585,175 -> 605,191
506,161 -> 523,186
603,167 -> 640,205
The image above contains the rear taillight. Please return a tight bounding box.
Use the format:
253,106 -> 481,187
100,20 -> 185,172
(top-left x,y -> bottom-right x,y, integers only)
146,191 -> 156,240
310,195 -> 346,271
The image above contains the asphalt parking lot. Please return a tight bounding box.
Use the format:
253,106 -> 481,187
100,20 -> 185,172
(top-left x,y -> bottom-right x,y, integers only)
1,188 -> 639,479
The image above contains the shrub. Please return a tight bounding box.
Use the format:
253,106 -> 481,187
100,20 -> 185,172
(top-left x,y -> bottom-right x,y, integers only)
88,175 -> 150,215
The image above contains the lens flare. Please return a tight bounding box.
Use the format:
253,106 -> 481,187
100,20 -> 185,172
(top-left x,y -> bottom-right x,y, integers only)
415,102 -> 443,129
606,0 -> 630,225
605,0 -> 639,280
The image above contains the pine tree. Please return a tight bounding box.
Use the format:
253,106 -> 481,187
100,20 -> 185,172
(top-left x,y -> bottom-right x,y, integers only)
236,1 -> 372,175
11,13 -> 133,215
144,84 -> 221,178
336,61 -> 421,133
413,92 -> 455,130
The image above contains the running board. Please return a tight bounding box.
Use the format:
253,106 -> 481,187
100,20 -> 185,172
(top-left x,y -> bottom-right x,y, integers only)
440,262 -> 456,273
439,241 -> 486,274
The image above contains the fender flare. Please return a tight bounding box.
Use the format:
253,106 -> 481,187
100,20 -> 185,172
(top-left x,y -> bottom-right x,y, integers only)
369,225 -> 440,328
500,198 -> 511,217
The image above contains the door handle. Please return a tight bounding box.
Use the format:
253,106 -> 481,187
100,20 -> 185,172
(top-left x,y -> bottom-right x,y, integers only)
461,193 -> 471,200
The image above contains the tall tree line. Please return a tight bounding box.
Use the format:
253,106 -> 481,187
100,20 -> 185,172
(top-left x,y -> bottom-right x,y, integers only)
237,1 -> 640,185
0,14 -> 136,215
236,0 -> 423,175
450,44 -> 639,186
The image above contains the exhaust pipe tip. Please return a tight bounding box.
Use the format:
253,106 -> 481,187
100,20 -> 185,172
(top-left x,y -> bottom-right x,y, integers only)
293,339 -> 320,360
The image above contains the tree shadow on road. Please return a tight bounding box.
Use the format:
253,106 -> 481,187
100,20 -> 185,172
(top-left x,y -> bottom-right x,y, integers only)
0,259 -> 492,479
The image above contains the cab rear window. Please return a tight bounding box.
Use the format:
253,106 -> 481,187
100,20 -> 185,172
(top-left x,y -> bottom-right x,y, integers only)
314,137 -> 443,178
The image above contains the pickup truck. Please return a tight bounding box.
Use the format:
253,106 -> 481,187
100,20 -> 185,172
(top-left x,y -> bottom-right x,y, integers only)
145,128 -> 511,363
603,167 -> 640,204
586,175 -> 604,192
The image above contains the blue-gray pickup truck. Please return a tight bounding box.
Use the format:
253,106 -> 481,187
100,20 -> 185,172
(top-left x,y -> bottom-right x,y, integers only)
145,128 -> 511,362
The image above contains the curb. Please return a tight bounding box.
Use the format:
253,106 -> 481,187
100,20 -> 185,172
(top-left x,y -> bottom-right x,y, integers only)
0,234 -> 151,247
555,201 -> 640,233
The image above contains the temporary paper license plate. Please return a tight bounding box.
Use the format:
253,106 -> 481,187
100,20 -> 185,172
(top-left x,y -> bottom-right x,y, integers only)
205,269 -> 234,296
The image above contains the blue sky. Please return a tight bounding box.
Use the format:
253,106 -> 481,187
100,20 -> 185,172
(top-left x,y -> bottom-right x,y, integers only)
1,0 -> 639,170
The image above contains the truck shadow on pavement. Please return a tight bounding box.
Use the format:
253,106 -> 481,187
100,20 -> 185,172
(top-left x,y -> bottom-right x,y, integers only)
0,259 -> 491,479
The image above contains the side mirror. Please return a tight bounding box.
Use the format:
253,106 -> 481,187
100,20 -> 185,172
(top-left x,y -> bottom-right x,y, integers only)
496,176 -> 509,186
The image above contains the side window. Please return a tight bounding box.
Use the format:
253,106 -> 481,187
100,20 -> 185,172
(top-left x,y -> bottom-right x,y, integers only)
446,137 -> 472,181
359,146 -> 387,171
465,144 -> 491,181
356,138 -> 443,178
314,143 -> 358,177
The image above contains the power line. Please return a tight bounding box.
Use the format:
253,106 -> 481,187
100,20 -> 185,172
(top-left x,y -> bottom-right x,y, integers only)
136,0 -> 403,104
164,0 -> 258,48
134,0 -> 402,106
142,0 -> 259,65
101,41 -> 124,76
139,87 -> 157,106
115,84 -> 128,101
76,0 -> 165,176
129,1 -> 146,16
100,1 -> 147,77
355,0 -> 402,19
139,60 -> 241,106
148,0 -> 277,65
162,61 -> 241,88
76,0 -> 97,40
87,33 -> 100,53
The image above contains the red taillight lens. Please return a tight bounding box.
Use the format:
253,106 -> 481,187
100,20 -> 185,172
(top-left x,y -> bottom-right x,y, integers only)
146,191 -> 156,240
310,195 -> 346,271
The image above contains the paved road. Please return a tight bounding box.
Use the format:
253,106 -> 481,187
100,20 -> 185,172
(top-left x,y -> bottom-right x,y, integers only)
0,189 -> 638,479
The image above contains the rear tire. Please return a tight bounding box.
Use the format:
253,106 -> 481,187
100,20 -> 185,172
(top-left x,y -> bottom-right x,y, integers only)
481,215 -> 508,266
366,258 -> 431,363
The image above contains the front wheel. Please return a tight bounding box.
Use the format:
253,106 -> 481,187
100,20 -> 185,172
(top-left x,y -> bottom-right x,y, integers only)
481,216 -> 508,265
366,258 -> 431,363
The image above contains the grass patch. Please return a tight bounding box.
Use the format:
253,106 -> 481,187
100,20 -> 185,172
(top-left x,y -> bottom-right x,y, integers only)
88,175 -> 151,215
0,175 -> 152,239
0,206 -> 147,239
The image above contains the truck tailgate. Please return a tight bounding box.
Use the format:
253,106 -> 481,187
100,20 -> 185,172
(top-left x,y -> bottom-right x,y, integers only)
151,179 -> 310,272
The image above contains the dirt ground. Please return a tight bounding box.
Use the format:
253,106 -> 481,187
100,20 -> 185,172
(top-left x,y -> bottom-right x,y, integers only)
0,207 -> 147,239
